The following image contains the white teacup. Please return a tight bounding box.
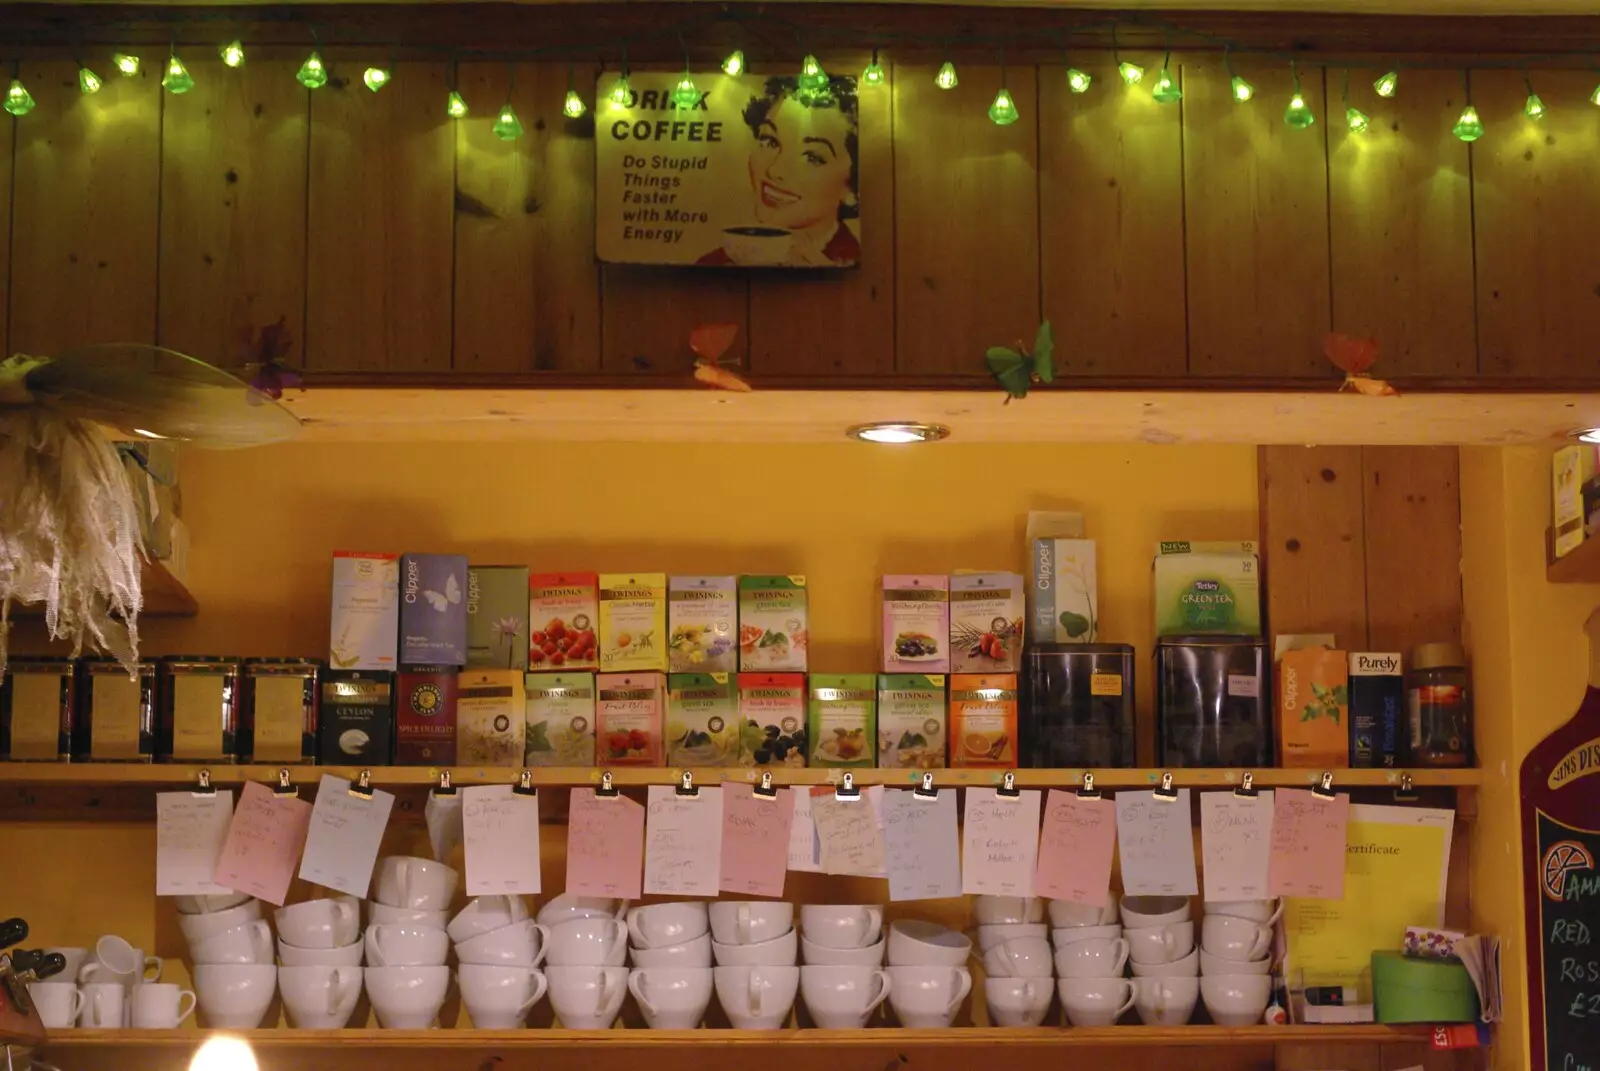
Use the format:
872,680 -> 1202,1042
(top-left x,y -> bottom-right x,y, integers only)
1120,896 -> 1190,929
374,856 -> 460,912
975,923 -> 1049,953
129,982 -> 197,1028
544,917 -> 626,967
365,966 -> 450,1029
368,903 -> 450,929
77,981 -> 126,1027
800,965 -> 891,1029
1052,937 -> 1129,979
1051,923 -> 1123,947
800,934 -> 884,967
973,895 -> 1045,925
714,965 -> 800,1029
279,965 -> 362,1029
1048,896 -> 1119,929
191,920 -> 274,966
630,932 -> 712,968
536,894 -> 624,927
985,976 -> 1052,1027
27,983 -> 82,1029
709,901 -> 794,946
178,901 -> 264,945
1126,921 -> 1196,966
278,939 -> 363,968
887,966 -> 971,1028
458,965 -> 547,1029
1059,976 -> 1136,1027
1201,974 -> 1273,1026
712,928 -> 798,967
1204,898 -> 1283,925
275,897 -> 361,950
887,920 -> 970,967
1134,976 -> 1199,1026
1200,914 -> 1274,963
194,964 -> 276,1029
174,892 -> 253,915
800,905 -> 884,950
448,895 -> 531,944
546,965 -> 628,1029
1131,949 -> 1200,978
627,902 -> 709,950
982,936 -> 1055,979
365,925 -> 450,968
45,948 -> 89,984
628,967 -> 714,1029
83,935 -> 163,987
1200,947 -> 1269,975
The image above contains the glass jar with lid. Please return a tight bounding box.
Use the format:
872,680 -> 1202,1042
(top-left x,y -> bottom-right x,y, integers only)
1407,642 -> 1472,767
241,658 -> 320,764
1,657 -> 75,762
158,656 -> 242,763
75,659 -> 156,762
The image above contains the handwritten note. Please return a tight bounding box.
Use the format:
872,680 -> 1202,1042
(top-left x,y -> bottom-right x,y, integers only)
1201,789 -> 1275,902
720,784 -> 794,897
787,788 -> 823,873
1268,788 -> 1350,899
425,790 -> 463,863
881,789 -> 961,901
1115,789 -> 1199,897
463,785 -> 543,896
566,788 -> 644,900
962,787 -> 1042,896
213,780 -> 312,905
156,790 -> 236,896
811,788 -> 887,877
644,785 -> 723,897
1034,790 -> 1116,904
297,775 -> 395,897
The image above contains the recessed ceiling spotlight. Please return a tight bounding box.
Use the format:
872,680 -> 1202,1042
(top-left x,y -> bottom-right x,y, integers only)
1573,428 -> 1600,444
846,422 -> 950,444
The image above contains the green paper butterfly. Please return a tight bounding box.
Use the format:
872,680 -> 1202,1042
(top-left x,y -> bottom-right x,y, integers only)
985,321 -> 1055,401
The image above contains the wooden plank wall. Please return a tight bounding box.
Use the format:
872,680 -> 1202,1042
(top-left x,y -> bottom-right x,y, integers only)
4,50 -> 1598,383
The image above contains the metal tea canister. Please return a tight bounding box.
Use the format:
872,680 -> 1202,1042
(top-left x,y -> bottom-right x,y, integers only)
157,656 -> 241,763
1408,642 -> 1472,767
75,659 -> 156,762
0,658 -> 75,762
241,658 -> 321,764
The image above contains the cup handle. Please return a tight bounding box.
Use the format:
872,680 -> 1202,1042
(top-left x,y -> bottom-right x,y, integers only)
605,919 -> 627,959
625,913 -> 645,949
867,970 -> 892,1015
68,989 -> 85,1024
946,969 -> 973,1016
748,970 -> 767,1017
1248,925 -> 1274,961
1115,981 -> 1137,1019
1112,939 -> 1130,976
372,926 -> 390,965
92,989 -> 111,1027
866,906 -> 884,941
628,972 -> 656,1018
78,962 -> 103,984
521,971 -> 548,1013
336,898 -> 358,939
1162,929 -> 1178,956
737,904 -> 751,945
1265,902 -> 1285,926
176,990 -> 197,1026
1153,982 -> 1169,1013
525,924 -> 552,969
396,859 -> 412,904
143,954 -> 164,982
596,969 -> 618,1015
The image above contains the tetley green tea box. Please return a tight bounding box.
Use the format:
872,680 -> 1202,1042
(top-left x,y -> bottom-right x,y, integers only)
1152,541 -> 1261,636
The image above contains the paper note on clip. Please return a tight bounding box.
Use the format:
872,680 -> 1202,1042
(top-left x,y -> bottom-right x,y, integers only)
811,786 -> 887,878
1268,787 -> 1350,899
1034,789 -> 1116,905
720,783 -> 794,897
962,787 -> 1041,896
1115,789 -> 1199,897
463,785 -> 543,896
156,790 -> 236,897
213,780 -> 312,906
567,787 -> 644,900
787,787 -> 823,873
297,774 -> 395,897
881,788 -> 961,901
644,784 -> 723,897
1201,789 -> 1275,902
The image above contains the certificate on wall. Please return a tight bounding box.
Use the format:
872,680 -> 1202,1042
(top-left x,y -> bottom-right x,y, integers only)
595,71 -> 862,268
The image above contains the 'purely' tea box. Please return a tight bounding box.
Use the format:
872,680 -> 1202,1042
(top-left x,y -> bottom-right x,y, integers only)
318,670 -> 394,765
808,673 -> 876,769
330,552 -> 399,671
668,576 -> 738,673
1349,652 -> 1404,768
467,565 -> 530,670
524,672 -> 596,766
949,673 -> 1018,768
456,668 -> 525,766
1030,540 -> 1099,643
882,575 -> 950,674
1277,637 -> 1350,768
667,672 -> 740,767
396,664 -> 458,765
599,574 -> 668,673
950,572 -> 1025,673
738,672 -> 807,768
596,672 -> 665,765
738,576 -> 808,672
877,674 -> 947,770
1152,541 -> 1261,637
529,572 -> 599,671
400,553 -> 469,666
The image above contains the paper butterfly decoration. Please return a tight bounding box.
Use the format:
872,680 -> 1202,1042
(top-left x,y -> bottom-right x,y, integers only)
1324,333 -> 1398,397
690,323 -> 752,392
985,321 -> 1055,402
424,574 -> 461,612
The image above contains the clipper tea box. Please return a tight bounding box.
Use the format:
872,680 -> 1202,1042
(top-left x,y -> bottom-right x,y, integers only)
467,565 -> 530,670
400,553 -> 469,666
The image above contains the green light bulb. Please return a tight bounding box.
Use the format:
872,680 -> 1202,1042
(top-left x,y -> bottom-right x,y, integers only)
797,54 -> 829,96
722,50 -> 744,77
220,40 -> 245,68
1346,105 -> 1370,133
162,54 -> 194,94
493,102 -> 524,141
4,78 -> 35,116
1151,67 -> 1182,103
1525,92 -> 1546,120
935,61 -> 958,90
78,66 -> 103,94
1067,68 -> 1092,93
112,53 -> 141,76
987,87 -> 1019,125
1452,104 -> 1483,142
1284,91 -> 1315,129
563,88 -> 586,119
1591,82 -> 1600,107
446,90 -> 468,119
861,59 -> 886,86
607,74 -> 632,109
296,51 -> 327,90
1231,75 -> 1254,102
1118,61 -> 1144,86
670,73 -> 700,109
1373,70 -> 1398,98
362,66 -> 390,92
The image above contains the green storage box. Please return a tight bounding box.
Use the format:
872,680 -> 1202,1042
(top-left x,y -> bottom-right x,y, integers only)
1371,951 -> 1480,1024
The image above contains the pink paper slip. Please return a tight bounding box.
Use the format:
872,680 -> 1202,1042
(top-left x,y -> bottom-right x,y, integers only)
566,788 -> 644,900
1034,790 -> 1116,904
1268,788 -> 1351,899
213,781 -> 312,906
720,783 -> 795,898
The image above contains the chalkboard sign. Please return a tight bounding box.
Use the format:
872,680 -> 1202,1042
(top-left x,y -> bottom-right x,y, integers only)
1534,811 -> 1600,1071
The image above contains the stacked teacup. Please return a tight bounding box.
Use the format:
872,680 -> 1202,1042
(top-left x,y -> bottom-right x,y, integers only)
363,855 -> 456,1028
626,901 -> 718,1028
1199,899 -> 1278,1026
1123,896 -> 1199,1027
273,894 -> 362,1029
174,893 -> 275,1029
449,895 -> 547,1028
73,931 -> 175,1028
542,895 -> 629,1029
798,905 -> 888,1029
1052,895 -> 1133,1027
706,901 -> 797,1028
1038,896 -> 1116,1027
884,918 -> 971,1028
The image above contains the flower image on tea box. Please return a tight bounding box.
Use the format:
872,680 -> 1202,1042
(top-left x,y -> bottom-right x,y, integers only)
529,572 -> 600,671
668,576 -> 737,673
599,573 -> 667,673
738,575 -> 808,672
467,565 -> 530,670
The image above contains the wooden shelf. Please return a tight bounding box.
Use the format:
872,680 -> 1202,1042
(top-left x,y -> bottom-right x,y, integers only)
11,557 -> 196,617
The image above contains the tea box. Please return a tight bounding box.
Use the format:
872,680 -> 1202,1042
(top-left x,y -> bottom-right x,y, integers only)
597,672 -> 665,764
74,660 -> 155,762
1349,652 -> 1404,769
0,658 -> 74,762
240,658 -> 319,764
1031,540 -> 1099,644
1553,444 -> 1596,558
950,673 -> 1018,768
400,553 -> 470,666
599,573 -> 668,673
158,657 -> 240,763
738,672 -> 807,767
738,575 -> 808,672
524,672 -> 597,766
396,665 -> 459,765
329,552 -> 399,671
1152,541 -> 1261,637
882,575 -> 950,673
668,576 -> 738,673
318,670 -> 394,765
457,668 -> 526,766
529,572 -> 599,671
877,674 -> 946,770
467,565 -> 530,670
1276,639 -> 1350,768
667,673 -> 740,766
950,572 -> 1025,673
808,673 -> 876,769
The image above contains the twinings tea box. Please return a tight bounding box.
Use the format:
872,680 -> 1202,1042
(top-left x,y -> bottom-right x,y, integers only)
877,674 -> 946,770
950,572 -> 1025,673
667,673 -> 740,767
597,672 -> 665,764
882,575 -> 950,674
467,565 -> 530,670
524,672 -> 596,766
319,669 -> 393,765
1349,652 -> 1404,769
1152,541 -> 1261,637
1276,638 -> 1350,768
396,665 -> 458,765
668,576 -> 737,673
738,576 -> 808,672
950,673 -> 1018,768
738,672 -> 807,768
599,573 -> 667,673
400,553 -> 469,666
1031,540 -> 1099,643
529,572 -> 599,671
457,668 -> 525,766
808,673 -> 876,769
330,552 -> 399,671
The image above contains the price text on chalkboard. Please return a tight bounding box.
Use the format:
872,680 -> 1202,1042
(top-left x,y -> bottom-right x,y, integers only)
1536,811 -> 1600,1071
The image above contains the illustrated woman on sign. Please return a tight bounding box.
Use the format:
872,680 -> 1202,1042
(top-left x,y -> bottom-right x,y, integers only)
697,76 -> 861,267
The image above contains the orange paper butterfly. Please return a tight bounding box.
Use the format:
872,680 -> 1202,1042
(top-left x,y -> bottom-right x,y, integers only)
690,323 -> 752,392
1324,333 -> 1398,397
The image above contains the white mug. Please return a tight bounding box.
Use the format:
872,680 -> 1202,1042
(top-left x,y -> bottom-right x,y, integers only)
626,902 -> 710,950
973,895 -> 1045,925
174,891 -> 253,915
886,966 -> 971,1028
886,920 -> 970,967
367,902 -> 450,930
278,938 -> 363,968
26,983 -> 83,1030
458,965 -> 548,1029
1201,974 -> 1273,1027
1126,921 -> 1196,966
627,967 -> 714,1029
536,894 -> 624,927
1051,923 -> 1123,947
178,900 -> 263,945
364,966 -> 450,1029
365,925 -> 451,968
129,983 -> 198,1028
193,964 -> 276,1029
77,982 -> 126,1027
800,934 -> 884,967
374,856 -> 460,912
278,965 -> 363,1029
708,901 -> 794,946
982,936 -> 1055,979
190,920 -> 274,966
1058,976 -> 1136,1027
546,966 -> 628,1029
1204,898 -> 1283,925
629,932 -> 712,969
1052,937 -> 1130,979
448,895 -> 531,944
1131,948 -> 1200,978
1133,976 -> 1200,1026
274,897 -> 361,950
456,920 -> 550,968
975,923 -> 1049,953
1120,896 -> 1191,929
799,965 -> 891,1029
1048,896 -> 1119,929
713,965 -> 800,1029
84,935 -> 162,987
984,977 -> 1052,1027
711,928 -> 798,967
1200,914 -> 1274,963
543,917 -> 625,967
1200,947 -> 1269,975
800,905 -> 883,950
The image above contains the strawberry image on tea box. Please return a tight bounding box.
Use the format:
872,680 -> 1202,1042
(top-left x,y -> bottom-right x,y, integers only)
400,554 -> 469,666
596,672 -> 665,765
529,572 -> 599,671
